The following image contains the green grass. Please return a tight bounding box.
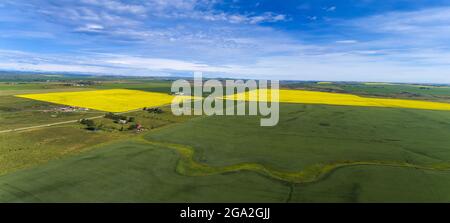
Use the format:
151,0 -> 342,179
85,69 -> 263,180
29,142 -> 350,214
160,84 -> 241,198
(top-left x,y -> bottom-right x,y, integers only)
145,103 -> 450,171
285,82 -> 450,102
138,138 -> 450,184
0,102 -> 191,176
92,80 -> 172,93
341,83 -> 450,99
0,82 -> 54,91
2,78 -> 450,202
0,125 -> 123,175
0,95 -> 103,130
291,166 -> 450,202
0,140 -> 289,202
1,102 -> 450,202
0,82 -> 88,91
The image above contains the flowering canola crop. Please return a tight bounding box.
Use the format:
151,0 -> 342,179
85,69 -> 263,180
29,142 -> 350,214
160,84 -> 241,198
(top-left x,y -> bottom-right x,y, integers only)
222,89 -> 450,111
16,89 -> 191,112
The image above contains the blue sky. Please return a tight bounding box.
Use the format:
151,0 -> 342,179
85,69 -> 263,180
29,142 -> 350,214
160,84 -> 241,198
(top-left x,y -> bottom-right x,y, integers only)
1,0 -> 450,83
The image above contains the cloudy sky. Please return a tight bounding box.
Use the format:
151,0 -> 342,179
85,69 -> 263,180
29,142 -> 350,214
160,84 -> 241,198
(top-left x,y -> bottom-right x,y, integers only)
1,0 -> 450,83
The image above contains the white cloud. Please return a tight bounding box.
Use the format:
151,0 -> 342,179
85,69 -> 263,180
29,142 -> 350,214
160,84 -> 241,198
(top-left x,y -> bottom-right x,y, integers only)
3,2 -> 450,83
104,55 -> 230,73
75,23 -> 105,33
248,13 -> 287,24
324,6 -> 336,12
2,49 -> 450,83
336,40 -> 358,44
347,7 -> 450,36
80,0 -> 147,14
332,7 -> 450,68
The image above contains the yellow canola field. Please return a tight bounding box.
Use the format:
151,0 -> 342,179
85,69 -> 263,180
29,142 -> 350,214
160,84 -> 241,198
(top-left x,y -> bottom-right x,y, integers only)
222,89 -> 450,111
16,89 -> 193,112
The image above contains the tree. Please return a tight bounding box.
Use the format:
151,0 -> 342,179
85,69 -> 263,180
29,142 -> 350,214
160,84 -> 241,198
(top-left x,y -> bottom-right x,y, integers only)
104,112 -> 115,119
105,112 -> 127,121
147,107 -> 163,114
80,119 -> 97,131
80,119 -> 94,126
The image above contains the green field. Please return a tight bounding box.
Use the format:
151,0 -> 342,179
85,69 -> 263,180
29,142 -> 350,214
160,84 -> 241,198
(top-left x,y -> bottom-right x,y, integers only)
1,74 -> 450,202
0,140 -> 289,202
285,81 -> 450,102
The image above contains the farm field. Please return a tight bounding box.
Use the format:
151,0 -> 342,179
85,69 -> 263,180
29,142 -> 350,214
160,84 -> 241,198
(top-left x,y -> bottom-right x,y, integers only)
145,103 -> 450,171
16,89 -> 190,112
285,82 -> 450,103
1,102 -> 450,202
1,74 -> 450,202
224,89 -> 450,111
0,139 -> 289,202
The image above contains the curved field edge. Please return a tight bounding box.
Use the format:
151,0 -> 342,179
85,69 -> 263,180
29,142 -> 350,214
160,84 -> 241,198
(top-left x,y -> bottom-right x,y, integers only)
137,137 -> 450,184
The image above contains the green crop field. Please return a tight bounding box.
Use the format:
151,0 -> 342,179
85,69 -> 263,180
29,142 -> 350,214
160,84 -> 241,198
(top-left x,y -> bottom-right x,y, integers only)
0,140 -> 289,202
285,82 -> 450,102
1,74 -> 450,202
